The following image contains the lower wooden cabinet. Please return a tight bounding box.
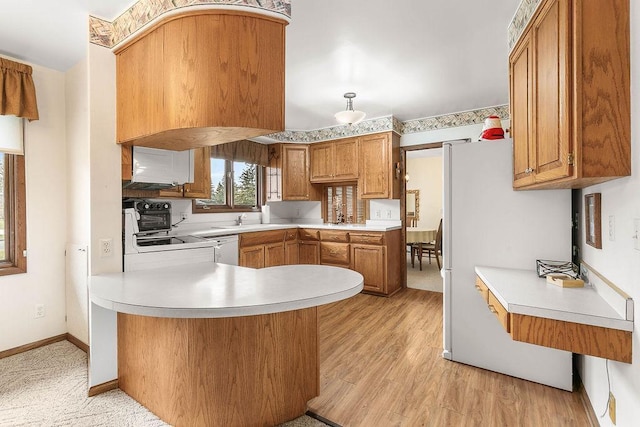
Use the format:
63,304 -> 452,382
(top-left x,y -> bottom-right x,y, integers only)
239,230 -> 286,269
351,244 -> 386,293
238,228 -> 401,296
299,241 -> 320,265
240,245 -> 265,269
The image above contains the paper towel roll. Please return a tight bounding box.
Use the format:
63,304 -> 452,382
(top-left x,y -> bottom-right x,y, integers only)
261,205 -> 270,224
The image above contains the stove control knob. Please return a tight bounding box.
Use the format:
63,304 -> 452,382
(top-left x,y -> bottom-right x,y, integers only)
143,202 -> 151,210
163,203 -> 170,209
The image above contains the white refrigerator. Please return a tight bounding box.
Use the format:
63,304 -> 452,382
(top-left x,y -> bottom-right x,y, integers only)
442,138 -> 573,391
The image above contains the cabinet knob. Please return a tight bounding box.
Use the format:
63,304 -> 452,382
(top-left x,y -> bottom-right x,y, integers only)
488,305 -> 498,314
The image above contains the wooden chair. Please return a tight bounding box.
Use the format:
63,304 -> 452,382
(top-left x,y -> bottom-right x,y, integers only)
418,219 -> 442,271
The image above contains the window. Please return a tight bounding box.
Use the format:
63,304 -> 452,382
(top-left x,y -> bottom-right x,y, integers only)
194,158 -> 263,212
325,183 -> 364,224
0,152 -> 27,276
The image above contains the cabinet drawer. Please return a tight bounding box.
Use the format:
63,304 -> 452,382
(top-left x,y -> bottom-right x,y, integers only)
349,233 -> 384,245
320,242 -> 350,266
284,229 -> 298,240
475,276 -> 489,303
299,229 -> 319,241
239,230 -> 285,247
319,230 -> 349,243
488,291 -> 510,333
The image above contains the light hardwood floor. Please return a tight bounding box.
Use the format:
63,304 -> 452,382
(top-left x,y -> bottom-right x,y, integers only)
308,288 -> 593,427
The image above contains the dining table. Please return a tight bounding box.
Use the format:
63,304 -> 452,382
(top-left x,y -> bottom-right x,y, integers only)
406,227 -> 437,269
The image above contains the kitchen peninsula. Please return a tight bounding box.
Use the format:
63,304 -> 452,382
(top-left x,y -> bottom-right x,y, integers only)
90,262 -> 363,426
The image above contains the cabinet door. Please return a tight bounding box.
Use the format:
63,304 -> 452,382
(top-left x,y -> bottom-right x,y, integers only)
510,32 -> 536,188
265,242 -> 285,267
351,244 -> 386,294
285,240 -> 299,265
298,241 -> 320,265
333,138 -> 358,180
282,145 -> 311,200
358,133 -> 390,199
116,26 -> 164,143
240,245 -> 265,269
531,0 -> 572,183
183,147 -> 211,199
320,242 -> 350,266
309,142 -> 334,182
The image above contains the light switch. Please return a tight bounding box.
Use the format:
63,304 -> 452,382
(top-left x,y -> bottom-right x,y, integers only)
608,215 -> 615,241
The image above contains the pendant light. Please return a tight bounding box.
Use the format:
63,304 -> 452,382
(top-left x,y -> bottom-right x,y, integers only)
334,92 -> 366,125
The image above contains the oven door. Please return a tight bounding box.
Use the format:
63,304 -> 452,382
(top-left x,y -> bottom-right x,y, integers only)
137,211 -> 171,232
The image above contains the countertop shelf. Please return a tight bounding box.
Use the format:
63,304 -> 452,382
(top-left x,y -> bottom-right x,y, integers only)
475,266 -> 633,363
90,263 -> 364,318
475,266 -> 633,332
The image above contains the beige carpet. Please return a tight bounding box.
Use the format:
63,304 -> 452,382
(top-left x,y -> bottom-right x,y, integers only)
406,251 -> 443,292
0,340 -> 330,427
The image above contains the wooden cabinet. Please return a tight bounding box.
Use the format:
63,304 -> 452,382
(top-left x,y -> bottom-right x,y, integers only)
116,11 -> 286,150
320,242 -> 350,267
238,229 -> 286,269
281,144 -> 320,201
309,137 -> 358,183
284,229 -> 299,265
182,146 -> 211,198
240,245 -> 265,269
122,146 -> 211,199
358,132 -> 400,199
298,228 -> 320,265
265,242 -> 286,267
509,0 -> 630,189
351,244 -> 386,294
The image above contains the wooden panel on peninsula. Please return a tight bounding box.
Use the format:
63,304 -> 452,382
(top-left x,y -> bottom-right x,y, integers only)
118,308 -> 318,426
116,10 -> 286,150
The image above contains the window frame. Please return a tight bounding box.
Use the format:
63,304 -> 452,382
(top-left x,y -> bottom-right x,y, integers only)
193,158 -> 263,213
0,154 -> 27,276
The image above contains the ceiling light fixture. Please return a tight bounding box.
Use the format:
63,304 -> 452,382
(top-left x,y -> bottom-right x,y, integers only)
334,92 -> 366,125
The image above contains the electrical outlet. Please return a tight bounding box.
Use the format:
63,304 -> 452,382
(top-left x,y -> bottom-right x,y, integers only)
180,212 -> 188,220
609,392 -> 616,424
386,210 -> 392,219
375,210 -> 381,219
35,304 -> 45,318
100,238 -> 113,257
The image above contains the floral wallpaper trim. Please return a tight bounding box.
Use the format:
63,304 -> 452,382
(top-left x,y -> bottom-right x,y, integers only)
266,105 -> 509,143
508,0 -> 542,50
89,0 -> 292,48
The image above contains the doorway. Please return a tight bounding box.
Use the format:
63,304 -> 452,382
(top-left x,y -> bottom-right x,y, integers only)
401,143 -> 443,292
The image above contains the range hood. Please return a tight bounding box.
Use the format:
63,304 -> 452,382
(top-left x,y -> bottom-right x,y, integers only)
123,146 -> 194,190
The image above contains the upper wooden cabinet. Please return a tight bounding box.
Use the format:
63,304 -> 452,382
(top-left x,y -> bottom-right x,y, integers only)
309,137 -> 359,183
509,0 -> 630,189
116,11 -> 286,150
281,144 -> 321,201
358,132 -> 400,199
265,144 -> 320,202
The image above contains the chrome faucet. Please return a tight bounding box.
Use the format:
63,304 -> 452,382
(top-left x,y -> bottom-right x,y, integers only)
236,213 -> 247,226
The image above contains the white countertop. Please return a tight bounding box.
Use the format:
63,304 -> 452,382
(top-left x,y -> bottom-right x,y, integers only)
475,266 -> 633,332
90,263 -> 364,318
188,222 -> 401,238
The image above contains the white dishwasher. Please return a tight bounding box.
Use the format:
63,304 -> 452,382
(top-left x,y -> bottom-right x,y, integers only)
207,234 -> 239,266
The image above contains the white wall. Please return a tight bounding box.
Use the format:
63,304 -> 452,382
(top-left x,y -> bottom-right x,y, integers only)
88,44 -> 121,276
65,57 -> 91,344
406,155 -> 443,229
0,58 -> 68,352
577,4 -> 640,425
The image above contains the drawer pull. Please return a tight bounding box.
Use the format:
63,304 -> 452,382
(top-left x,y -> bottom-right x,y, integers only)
488,305 -> 497,314
475,285 -> 482,292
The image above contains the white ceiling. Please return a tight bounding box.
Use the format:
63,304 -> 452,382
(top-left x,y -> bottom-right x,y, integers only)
0,0 -> 521,131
